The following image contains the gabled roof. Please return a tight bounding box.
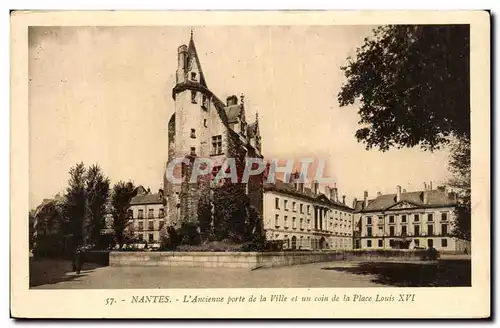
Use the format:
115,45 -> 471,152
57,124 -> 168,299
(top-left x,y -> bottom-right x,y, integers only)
357,190 -> 457,213
130,193 -> 163,205
264,179 -> 353,211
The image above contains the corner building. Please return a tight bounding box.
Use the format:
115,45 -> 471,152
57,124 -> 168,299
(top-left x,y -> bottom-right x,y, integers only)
164,34 -> 263,229
263,178 -> 354,250
353,185 -> 470,252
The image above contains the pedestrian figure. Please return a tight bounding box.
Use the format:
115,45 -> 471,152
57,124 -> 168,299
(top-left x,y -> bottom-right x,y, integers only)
75,247 -> 84,274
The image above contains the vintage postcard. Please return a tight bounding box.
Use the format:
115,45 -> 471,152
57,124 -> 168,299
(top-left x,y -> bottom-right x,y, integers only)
11,10 -> 490,318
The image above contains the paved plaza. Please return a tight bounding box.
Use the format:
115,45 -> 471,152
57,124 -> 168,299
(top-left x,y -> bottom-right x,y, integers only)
30,257 -> 470,289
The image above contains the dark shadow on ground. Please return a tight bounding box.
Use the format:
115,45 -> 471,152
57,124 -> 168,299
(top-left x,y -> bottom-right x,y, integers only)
322,259 -> 471,287
29,258 -> 105,288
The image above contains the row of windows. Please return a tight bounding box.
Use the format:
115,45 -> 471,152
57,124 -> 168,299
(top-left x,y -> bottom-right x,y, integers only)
134,220 -> 165,231
275,197 -> 352,218
273,215 -> 352,234
275,214 -> 309,230
131,208 -> 164,219
366,238 -> 449,248
276,235 -> 352,249
366,213 -> 448,225
136,233 -> 158,243
365,223 -> 448,237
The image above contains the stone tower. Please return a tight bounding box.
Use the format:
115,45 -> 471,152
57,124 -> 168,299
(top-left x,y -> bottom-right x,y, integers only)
164,32 -> 264,230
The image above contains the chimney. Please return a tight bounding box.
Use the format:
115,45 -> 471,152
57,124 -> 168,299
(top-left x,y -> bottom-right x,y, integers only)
377,191 -> 382,197
312,180 -> 319,195
333,186 -> 339,202
363,191 -> 368,208
158,189 -> 164,199
325,186 -> 331,198
342,195 -> 346,205
352,197 -> 357,209
226,95 -> 238,106
396,185 -> 401,202
429,181 -> 433,190
424,182 -> 428,191
402,188 -> 407,193
283,172 -> 290,184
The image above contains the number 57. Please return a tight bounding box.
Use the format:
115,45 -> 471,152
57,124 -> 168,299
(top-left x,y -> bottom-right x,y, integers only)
105,298 -> 115,306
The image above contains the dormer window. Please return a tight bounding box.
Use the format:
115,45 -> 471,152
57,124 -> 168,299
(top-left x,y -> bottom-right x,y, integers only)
191,72 -> 197,81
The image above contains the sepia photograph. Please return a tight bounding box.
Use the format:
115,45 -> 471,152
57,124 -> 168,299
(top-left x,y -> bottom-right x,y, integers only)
11,10 -> 490,318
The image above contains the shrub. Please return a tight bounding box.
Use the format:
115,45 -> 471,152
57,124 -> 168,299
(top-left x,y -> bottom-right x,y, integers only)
177,222 -> 201,246
177,240 -> 242,252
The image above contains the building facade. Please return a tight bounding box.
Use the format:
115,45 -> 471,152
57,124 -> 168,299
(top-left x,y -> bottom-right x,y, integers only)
353,184 -> 467,252
128,187 -> 165,245
263,177 -> 354,250
164,33 -> 263,229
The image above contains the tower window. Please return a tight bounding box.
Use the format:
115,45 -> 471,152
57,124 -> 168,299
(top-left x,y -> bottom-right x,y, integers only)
191,72 -> 197,80
190,128 -> 196,138
190,147 -> 196,156
202,95 -> 208,109
191,91 -> 197,104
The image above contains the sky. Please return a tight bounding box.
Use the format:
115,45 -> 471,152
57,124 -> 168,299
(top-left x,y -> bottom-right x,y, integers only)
28,25 -> 451,209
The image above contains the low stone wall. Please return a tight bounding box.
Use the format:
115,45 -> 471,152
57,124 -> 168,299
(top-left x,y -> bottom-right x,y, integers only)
109,249 -> 468,269
109,251 -> 344,269
342,250 -> 425,262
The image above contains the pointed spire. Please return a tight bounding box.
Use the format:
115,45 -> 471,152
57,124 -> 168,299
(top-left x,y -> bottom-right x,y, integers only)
186,28 -> 207,88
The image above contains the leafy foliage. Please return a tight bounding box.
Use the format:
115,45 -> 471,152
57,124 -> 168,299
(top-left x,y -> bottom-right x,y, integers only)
197,189 -> 213,242
447,137 -> 471,240
213,180 -> 248,242
61,162 -> 87,247
111,181 -> 137,248
84,164 -> 110,247
338,25 -> 470,151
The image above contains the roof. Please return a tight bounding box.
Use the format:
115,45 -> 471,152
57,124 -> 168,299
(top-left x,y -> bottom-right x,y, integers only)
353,200 -> 364,212
356,190 -> 457,213
187,35 -> 207,87
130,193 -> 163,205
264,179 -> 353,211
225,104 -> 242,123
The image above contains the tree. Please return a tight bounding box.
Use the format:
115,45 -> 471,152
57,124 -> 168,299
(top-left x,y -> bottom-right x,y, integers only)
338,25 -> 470,151
197,192 -> 213,242
447,137 -> 471,240
85,164 -> 110,247
338,25 -> 472,240
111,181 -> 137,249
213,180 -> 248,242
61,162 -> 87,248
28,209 -> 36,249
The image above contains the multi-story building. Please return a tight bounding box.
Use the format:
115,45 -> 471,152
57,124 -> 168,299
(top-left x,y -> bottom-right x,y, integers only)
164,32 -> 263,229
353,184 -> 469,252
263,176 -> 354,250
128,186 -> 166,245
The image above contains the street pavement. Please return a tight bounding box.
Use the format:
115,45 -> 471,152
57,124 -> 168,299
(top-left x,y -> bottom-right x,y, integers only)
31,260 -> 384,289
